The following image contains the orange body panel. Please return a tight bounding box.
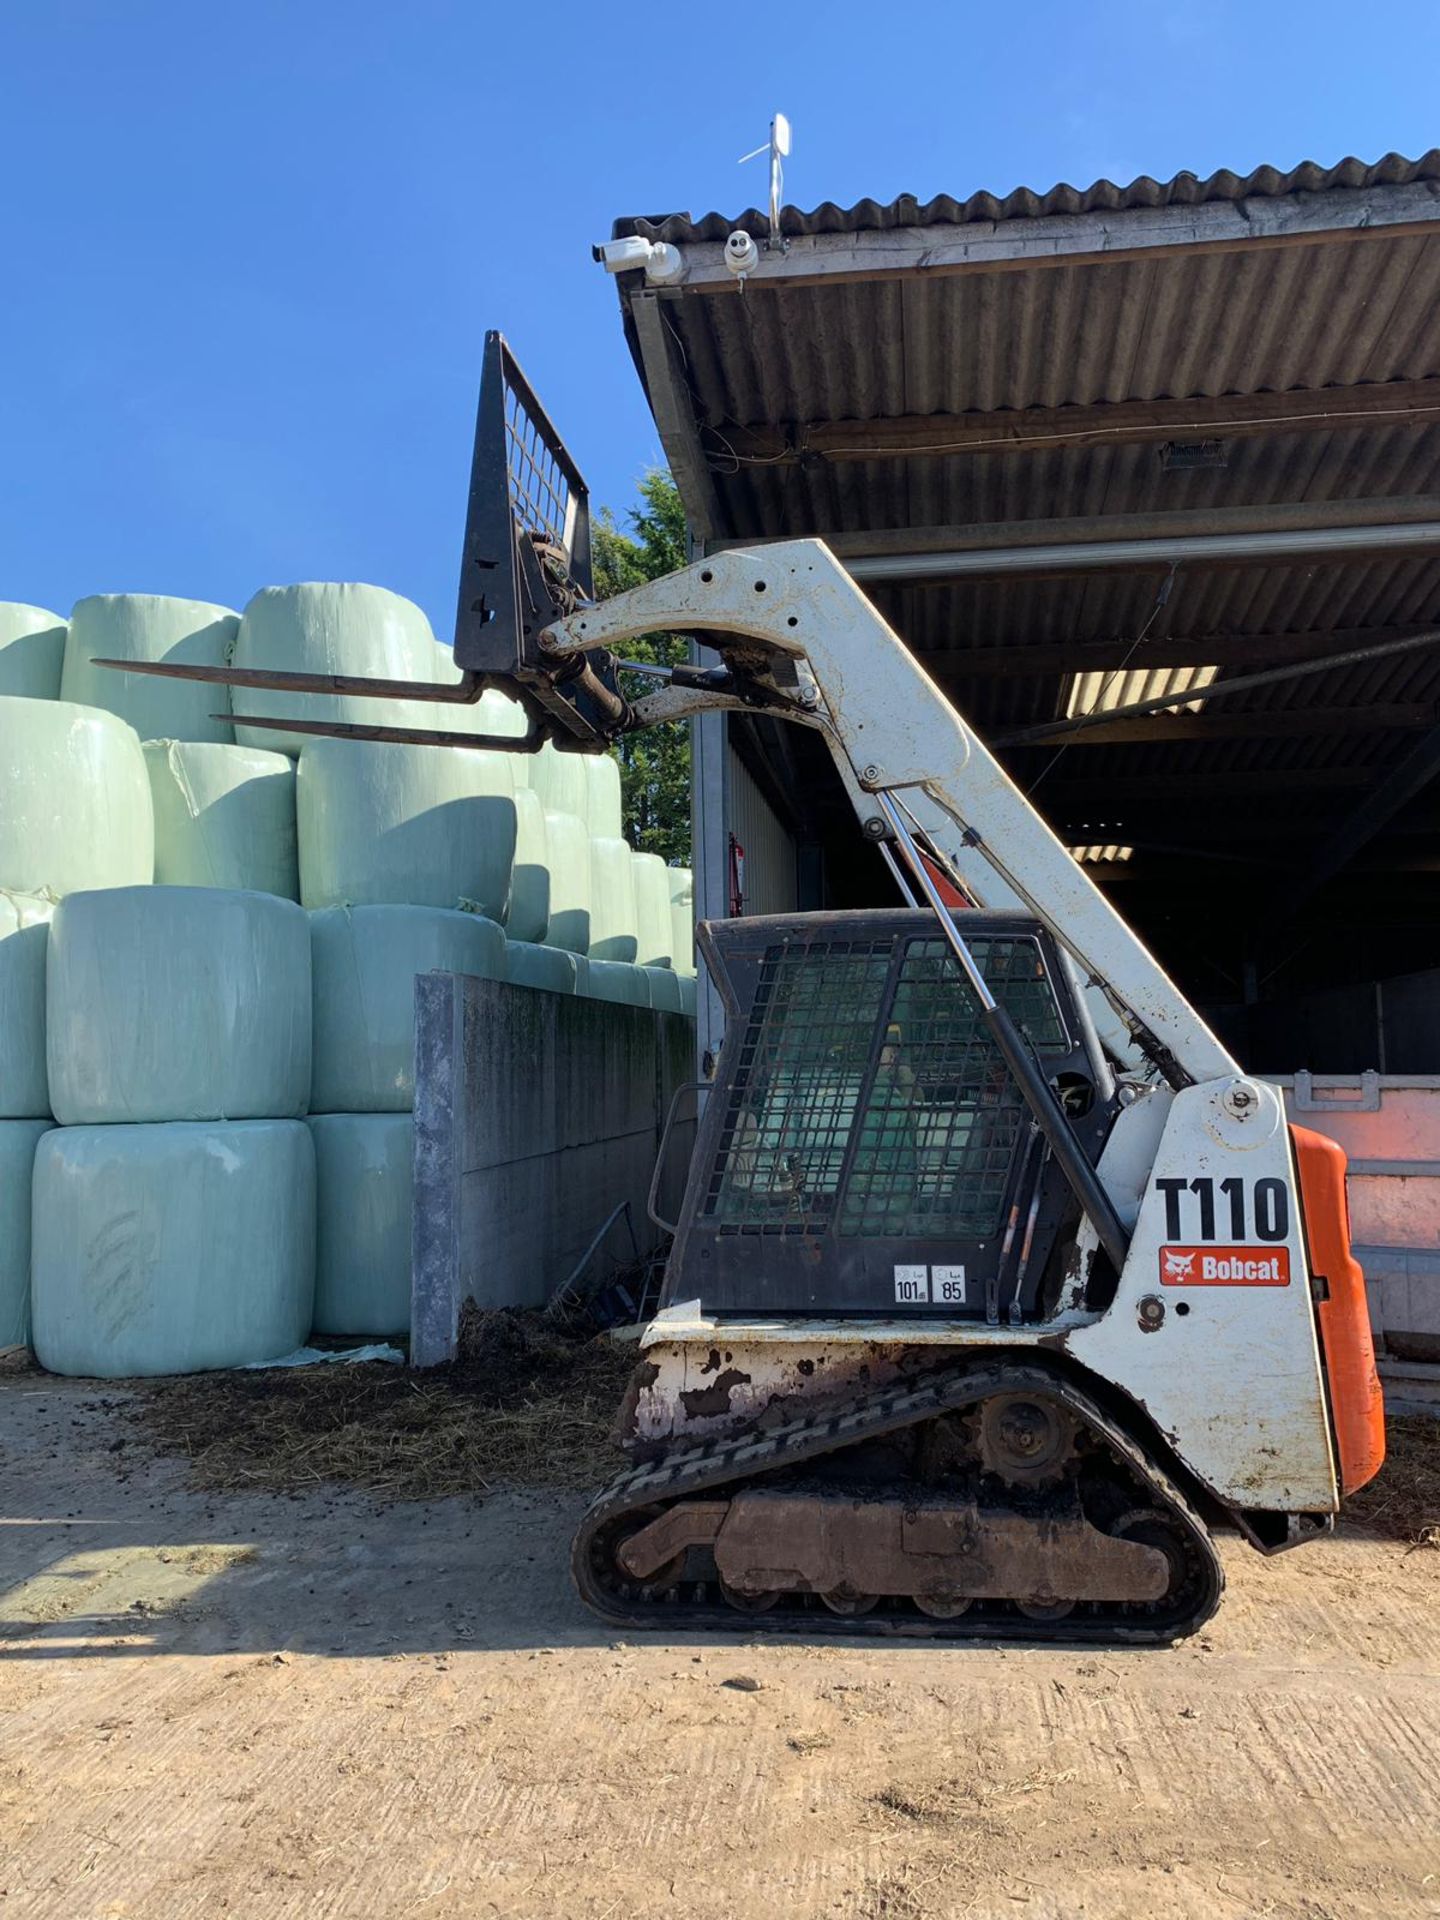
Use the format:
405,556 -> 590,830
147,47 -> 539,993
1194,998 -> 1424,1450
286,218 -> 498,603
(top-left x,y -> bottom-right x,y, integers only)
1290,1124 -> 1386,1494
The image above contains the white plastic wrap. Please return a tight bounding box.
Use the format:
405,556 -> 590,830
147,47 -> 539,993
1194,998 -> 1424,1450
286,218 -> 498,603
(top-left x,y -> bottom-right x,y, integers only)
232,582 -> 491,756
506,941 -> 578,993
645,967 -> 685,1014
0,698 -> 153,896
30,1119 -> 315,1377
582,959 -> 651,1007
669,858 -> 696,974
0,603 -> 65,700
308,1113 -> 413,1337
588,836 -> 638,961
296,738 -> 516,918
540,810 -> 592,953
47,886 -> 312,1124
62,594 -> 238,745
632,852 -> 675,968
473,688 -> 530,742
0,891 -> 54,1117
507,787 -> 550,943
526,742 -> 589,821
310,905 -> 506,1112
145,740 -> 299,898
585,753 -> 624,838
0,1120 -> 51,1348
671,898 -> 696,975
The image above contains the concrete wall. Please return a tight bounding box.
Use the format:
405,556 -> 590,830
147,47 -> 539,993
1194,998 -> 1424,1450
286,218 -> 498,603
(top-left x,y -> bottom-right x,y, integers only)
411,972 -> 694,1366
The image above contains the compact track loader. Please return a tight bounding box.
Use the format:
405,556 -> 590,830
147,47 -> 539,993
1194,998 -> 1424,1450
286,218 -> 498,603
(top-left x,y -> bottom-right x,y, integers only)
114,334 -> 1386,1642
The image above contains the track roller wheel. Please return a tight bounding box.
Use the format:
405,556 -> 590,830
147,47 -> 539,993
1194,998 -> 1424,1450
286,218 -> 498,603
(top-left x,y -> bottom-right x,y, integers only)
913,1590 -> 973,1620
719,1578 -> 781,1614
1016,1596 -> 1076,1622
820,1586 -> 878,1617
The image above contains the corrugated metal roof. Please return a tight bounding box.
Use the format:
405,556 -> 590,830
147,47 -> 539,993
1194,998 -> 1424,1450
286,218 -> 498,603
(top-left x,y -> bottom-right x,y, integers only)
614,151 -> 1440,244
607,154 -> 1440,986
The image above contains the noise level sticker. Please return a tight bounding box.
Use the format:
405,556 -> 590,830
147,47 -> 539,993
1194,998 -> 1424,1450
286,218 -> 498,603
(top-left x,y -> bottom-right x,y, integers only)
893,1265 -> 968,1304
1159,1245 -> 1291,1287
894,1266 -> 928,1303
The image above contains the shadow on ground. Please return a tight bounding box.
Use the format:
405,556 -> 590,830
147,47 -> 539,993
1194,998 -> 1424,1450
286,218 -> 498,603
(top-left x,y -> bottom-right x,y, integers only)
0,1372 -> 616,1660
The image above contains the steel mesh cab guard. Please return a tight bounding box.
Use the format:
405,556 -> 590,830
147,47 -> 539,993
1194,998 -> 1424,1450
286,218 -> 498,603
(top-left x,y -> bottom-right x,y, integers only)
664,909 -> 1121,1320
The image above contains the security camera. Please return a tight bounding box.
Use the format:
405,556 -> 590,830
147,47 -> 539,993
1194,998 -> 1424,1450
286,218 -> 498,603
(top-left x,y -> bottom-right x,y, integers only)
594,237 -> 686,286
724,229 -> 760,276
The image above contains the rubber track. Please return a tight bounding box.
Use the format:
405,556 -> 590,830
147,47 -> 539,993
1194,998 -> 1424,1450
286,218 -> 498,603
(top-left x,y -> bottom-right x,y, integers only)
572,1362 -> 1224,1645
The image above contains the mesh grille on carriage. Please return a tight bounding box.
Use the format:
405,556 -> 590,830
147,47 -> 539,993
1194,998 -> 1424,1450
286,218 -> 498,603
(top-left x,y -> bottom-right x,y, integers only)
701,932 -> 1066,1239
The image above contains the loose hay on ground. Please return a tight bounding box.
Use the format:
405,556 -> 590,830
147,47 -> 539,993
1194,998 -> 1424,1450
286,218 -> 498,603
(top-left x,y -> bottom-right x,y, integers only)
1345,1413 -> 1440,1545
127,1309 -> 635,1498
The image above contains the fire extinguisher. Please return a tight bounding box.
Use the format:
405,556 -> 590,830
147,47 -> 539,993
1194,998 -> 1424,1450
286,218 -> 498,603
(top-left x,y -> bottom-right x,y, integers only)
728,834 -> 746,916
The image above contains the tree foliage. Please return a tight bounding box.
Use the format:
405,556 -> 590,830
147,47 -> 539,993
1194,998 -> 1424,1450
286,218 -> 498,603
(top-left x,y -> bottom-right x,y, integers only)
592,470 -> 692,865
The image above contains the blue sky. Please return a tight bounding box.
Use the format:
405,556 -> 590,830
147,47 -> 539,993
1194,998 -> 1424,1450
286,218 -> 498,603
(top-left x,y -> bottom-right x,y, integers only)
4,1 -> 1438,638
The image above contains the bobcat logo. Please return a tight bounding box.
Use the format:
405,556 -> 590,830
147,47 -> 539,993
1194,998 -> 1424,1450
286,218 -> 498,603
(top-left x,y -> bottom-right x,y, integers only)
1162,1250 -> 1196,1281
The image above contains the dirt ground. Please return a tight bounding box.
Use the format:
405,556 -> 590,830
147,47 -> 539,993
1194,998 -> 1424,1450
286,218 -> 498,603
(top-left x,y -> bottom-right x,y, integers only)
2,1371 -> 1438,1920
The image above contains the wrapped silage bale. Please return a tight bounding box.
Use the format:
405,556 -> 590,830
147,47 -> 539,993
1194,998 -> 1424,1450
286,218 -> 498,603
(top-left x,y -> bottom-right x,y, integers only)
646,967 -> 685,1014
678,975 -> 697,1018
0,892 -> 54,1117
30,1119 -> 315,1377
309,1113 -> 413,1336
669,866 -> 695,975
473,687 -> 530,744
0,698 -> 153,896
310,904 -> 506,1112
671,901 -> 695,974
507,787 -> 550,944
0,1120 -> 51,1348
506,941 -> 578,993
526,742 -> 589,821
145,740 -> 299,898
61,594 -> 238,745
296,738 -> 516,919
0,603 -> 66,699
583,959 -> 651,1007
232,582 -> 486,757
585,753 -> 624,838
632,852 -> 674,968
540,811 -> 591,954
47,886 -> 311,1124
588,836 -> 638,961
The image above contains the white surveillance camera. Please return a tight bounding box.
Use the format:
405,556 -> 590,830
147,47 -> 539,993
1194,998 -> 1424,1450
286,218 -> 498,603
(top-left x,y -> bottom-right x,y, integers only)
724,230 -> 760,276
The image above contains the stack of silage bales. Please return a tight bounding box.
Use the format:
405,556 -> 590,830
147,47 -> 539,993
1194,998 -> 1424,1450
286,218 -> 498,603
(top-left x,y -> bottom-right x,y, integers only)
2,578 -> 695,1370
0,596 -> 157,1353
32,886 -> 315,1376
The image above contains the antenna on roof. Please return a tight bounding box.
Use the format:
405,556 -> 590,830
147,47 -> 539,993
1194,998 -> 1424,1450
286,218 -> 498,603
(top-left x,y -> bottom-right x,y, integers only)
738,113 -> 792,250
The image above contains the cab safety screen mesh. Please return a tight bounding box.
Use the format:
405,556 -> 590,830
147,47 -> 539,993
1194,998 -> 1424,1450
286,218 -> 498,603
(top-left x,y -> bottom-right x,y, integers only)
701,933 -> 1065,1238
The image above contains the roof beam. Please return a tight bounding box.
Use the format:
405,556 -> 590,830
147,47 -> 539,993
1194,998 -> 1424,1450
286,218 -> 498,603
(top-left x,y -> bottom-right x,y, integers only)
662,181 -> 1440,295
848,514 -> 1440,585
628,291 -> 726,545
720,378 -> 1440,467
911,624 -> 1440,677
1013,703 -> 1437,746
719,493 -> 1440,562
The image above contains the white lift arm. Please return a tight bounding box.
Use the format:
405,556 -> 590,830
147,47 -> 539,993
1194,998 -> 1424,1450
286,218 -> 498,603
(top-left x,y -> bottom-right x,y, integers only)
539,538 -> 1239,1090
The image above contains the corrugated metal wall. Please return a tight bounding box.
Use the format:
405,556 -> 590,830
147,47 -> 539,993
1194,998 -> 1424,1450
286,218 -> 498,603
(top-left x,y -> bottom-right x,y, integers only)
727,743 -> 798,916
